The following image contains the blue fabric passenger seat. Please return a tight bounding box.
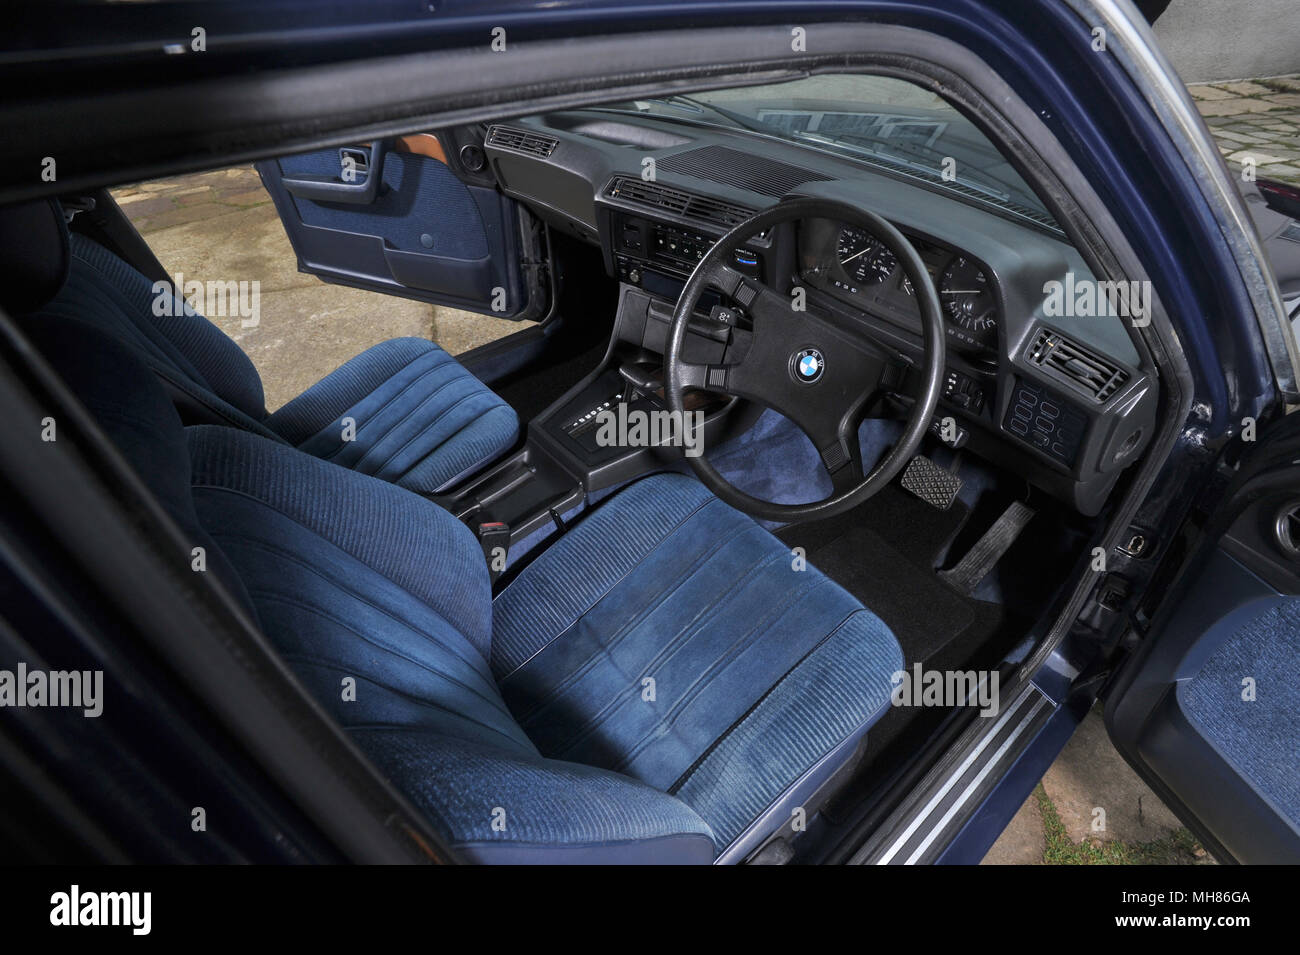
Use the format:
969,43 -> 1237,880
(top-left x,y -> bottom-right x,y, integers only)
18,201 -> 517,494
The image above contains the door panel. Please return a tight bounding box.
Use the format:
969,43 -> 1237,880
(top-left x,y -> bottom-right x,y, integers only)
256,138 -> 543,319
1106,442 -> 1300,863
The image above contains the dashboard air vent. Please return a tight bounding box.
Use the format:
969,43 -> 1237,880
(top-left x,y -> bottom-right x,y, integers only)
657,145 -> 833,197
1027,328 -> 1127,401
486,125 -> 558,158
605,177 -> 754,229
1275,500 -> 1300,559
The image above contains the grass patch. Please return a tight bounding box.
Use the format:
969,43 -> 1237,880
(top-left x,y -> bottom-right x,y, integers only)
1034,784 -> 1206,865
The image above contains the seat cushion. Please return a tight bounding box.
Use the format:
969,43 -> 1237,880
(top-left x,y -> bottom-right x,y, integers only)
354,730 -> 716,864
492,473 -> 904,859
187,425 -> 712,863
265,337 -> 519,494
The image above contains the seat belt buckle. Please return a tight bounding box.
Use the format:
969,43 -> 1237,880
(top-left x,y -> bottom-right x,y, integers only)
477,521 -> 510,581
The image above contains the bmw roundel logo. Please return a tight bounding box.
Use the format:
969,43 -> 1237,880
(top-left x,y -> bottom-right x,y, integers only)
792,347 -> 825,384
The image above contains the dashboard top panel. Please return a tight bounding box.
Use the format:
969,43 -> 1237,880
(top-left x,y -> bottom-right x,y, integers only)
488,108 -> 1141,369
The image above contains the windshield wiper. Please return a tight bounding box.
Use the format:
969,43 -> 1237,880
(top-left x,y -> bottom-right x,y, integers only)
607,95 -> 769,135
638,95 -> 705,113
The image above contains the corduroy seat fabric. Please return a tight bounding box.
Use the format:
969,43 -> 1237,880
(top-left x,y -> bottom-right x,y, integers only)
24,301 -> 904,865
27,221 -> 517,494
492,474 -> 903,858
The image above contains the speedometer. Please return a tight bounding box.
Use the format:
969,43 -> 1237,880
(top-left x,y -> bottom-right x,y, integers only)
836,226 -> 897,286
939,256 -> 997,349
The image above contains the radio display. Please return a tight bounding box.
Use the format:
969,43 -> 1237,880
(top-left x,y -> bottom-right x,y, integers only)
1002,379 -> 1086,466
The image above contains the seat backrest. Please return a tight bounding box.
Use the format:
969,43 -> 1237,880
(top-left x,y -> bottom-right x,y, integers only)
0,198 -> 278,439
40,232 -> 278,437
24,315 -> 717,863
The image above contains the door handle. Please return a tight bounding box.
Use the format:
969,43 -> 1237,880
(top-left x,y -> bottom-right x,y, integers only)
281,140 -> 390,204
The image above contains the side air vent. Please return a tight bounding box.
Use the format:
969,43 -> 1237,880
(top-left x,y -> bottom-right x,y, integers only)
1274,500 -> 1300,559
657,145 -> 833,197
486,125 -> 558,158
605,177 -> 754,229
1027,328 -> 1127,401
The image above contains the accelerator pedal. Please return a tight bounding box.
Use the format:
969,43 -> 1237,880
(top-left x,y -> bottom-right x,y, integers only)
939,501 -> 1036,596
900,454 -> 963,511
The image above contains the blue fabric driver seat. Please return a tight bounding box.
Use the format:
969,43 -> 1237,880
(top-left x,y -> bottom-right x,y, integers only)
492,476 -> 904,860
28,317 -> 904,864
11,201 -> 518,494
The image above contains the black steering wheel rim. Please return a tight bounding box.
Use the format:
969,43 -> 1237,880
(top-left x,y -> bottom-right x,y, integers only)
664,196 -> 946,523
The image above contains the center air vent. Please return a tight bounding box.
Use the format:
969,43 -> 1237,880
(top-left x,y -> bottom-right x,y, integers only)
486,125 -> 558,158
657,145 -> 832,197
1027,328 -> 1127,401
605,177 -> 754,230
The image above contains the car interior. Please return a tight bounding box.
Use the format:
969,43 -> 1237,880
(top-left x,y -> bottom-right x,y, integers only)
0,72 -> 1167,863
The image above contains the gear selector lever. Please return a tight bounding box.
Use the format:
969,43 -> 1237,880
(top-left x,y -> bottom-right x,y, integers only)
617,362 -> 661,398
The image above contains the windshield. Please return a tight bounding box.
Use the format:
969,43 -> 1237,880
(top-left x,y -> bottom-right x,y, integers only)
598,75 -> 1060,233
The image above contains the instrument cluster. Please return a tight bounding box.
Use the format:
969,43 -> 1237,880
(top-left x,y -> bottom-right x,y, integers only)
799,219 -> 1001,354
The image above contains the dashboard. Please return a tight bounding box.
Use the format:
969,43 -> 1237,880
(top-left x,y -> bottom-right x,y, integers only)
480,109 -> 1159,515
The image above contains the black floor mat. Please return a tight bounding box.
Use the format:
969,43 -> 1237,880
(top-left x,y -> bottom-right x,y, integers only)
777,484 -> 1027,859
789,521 -> 977,662
777,484 -> 1008,666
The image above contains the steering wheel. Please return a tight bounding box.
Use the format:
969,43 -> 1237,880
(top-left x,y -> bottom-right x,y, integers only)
665,196 -> 946,522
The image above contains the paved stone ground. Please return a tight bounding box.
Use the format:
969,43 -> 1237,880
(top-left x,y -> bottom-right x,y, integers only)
112,167 -> 527,410
1189,74 -> 1300,184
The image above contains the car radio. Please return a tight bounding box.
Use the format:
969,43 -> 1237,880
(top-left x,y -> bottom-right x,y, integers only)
611,212 -> 763,299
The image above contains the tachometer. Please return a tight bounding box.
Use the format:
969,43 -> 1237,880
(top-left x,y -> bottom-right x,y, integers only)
836,226 -> 897,286
939,256 -> 997,348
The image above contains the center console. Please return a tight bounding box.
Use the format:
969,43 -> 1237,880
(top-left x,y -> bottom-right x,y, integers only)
435,275 -> 759,575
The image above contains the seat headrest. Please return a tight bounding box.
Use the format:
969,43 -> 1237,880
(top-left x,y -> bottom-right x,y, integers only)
0,198 -> 70,315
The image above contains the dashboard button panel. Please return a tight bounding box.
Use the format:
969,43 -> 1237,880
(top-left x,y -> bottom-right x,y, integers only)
1003,378 -> 1087,466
